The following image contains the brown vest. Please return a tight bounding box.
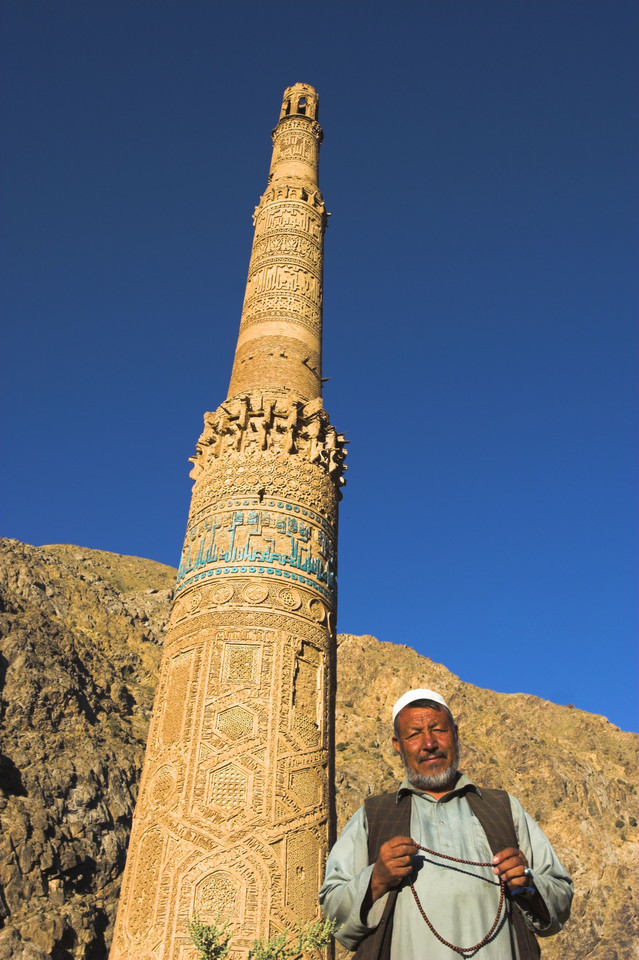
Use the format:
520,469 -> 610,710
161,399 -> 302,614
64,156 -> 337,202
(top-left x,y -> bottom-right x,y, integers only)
352,787 -> 541,960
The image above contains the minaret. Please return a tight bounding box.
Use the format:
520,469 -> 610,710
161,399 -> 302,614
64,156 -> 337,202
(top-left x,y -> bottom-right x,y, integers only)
110,84 -> 345,960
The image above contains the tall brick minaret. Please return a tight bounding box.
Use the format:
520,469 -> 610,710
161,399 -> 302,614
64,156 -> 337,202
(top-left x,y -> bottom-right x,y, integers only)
110,83 -> 345,960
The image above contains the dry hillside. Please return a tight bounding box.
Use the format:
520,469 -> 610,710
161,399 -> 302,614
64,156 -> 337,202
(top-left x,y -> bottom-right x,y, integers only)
0,539 -> 636,960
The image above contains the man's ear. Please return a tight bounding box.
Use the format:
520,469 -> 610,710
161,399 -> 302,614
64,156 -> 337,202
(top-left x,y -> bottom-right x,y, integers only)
392,736 -> 400,755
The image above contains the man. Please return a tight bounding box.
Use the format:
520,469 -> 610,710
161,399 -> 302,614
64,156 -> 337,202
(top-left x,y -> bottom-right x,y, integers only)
319,689 -> 573,959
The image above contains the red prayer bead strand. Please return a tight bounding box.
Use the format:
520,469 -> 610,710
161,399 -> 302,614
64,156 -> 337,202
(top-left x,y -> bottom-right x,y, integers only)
415,842 -> 495,868
409,842 -> 506,957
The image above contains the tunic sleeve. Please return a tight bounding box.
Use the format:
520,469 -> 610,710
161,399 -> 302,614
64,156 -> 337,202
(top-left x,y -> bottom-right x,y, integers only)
319,806 -> 388,949
508,795 -> 574,936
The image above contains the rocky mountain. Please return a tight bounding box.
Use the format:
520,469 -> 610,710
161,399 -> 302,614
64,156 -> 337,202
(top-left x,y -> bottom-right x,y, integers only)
0,539 -> 636,960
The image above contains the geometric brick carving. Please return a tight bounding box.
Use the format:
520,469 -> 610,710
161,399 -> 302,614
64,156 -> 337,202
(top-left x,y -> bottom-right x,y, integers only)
207,763 -> 248,811
308,598 -> 326,622
223,643 -> 260,683
149,764 -> 178,807
292,714 -> 321,747
292,654 -> 321,746
244,583 -> 269,604
195,871 -> 241,921
290,768 -> 321,807
125,826 -> 163,940
159,650 -> 193,746
278,587 -> 302,610
293,655 -> 319,705
217,705 -> 255,740
286,831 -> 319,918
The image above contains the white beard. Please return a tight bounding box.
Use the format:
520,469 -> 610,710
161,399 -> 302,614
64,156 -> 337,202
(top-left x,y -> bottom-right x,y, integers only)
400,748 -> 460,792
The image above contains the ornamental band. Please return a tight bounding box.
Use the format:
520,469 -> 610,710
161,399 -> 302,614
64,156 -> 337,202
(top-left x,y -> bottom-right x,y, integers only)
319,689 -> 573,959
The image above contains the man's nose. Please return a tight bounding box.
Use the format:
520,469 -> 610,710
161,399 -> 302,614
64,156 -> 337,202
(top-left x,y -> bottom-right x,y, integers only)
420,732 -> 438,750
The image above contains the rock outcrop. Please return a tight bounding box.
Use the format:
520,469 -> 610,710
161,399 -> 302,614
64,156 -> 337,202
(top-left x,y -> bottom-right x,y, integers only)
0,540 -> 173,960
0,540 -> 636,959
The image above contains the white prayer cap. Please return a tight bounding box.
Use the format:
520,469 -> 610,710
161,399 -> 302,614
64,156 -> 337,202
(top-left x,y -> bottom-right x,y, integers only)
392,689 -> 450,722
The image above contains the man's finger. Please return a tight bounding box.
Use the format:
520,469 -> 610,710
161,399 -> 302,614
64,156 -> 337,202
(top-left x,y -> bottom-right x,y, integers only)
380,837 -> 418,861
386,836 -> 418,851
492,847 -> 524,866
492,849 -> 527,871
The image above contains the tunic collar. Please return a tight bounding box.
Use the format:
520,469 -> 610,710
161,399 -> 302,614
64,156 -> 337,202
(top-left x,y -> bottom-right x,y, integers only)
396,773 -> 481,804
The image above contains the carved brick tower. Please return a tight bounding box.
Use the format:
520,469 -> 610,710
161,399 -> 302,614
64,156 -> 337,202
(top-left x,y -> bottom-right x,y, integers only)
110,84 -> 345,960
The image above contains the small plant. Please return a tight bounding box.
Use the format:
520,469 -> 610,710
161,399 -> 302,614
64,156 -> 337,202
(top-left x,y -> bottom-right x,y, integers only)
188,913 -> 335,960
297,918 -> 336,956
249,918 -> 336,960
249,929 -> 290,960
187,912 -> 231,960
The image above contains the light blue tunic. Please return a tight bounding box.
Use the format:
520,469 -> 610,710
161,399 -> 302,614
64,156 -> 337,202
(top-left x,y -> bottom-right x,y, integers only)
319,776 -> 573,958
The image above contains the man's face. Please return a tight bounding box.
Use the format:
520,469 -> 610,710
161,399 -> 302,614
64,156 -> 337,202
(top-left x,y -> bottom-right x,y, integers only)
392,705 -> 459,793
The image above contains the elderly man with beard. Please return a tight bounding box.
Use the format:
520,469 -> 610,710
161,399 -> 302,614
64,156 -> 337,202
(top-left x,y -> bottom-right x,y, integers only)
319,689 -> 573,959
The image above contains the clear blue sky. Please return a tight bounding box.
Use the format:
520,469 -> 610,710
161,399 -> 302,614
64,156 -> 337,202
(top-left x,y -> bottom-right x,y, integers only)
2,1 -> 637,732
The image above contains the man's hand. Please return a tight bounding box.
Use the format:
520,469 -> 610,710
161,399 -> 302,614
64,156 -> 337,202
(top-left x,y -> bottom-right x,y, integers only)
492,847 -> 532,894
492,847 -> 550,923
370,836 -> 418,903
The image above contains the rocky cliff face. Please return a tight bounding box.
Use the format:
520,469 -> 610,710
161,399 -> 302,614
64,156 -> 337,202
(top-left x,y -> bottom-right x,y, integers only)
0,540 -> 636,959
0,540 -> 173,960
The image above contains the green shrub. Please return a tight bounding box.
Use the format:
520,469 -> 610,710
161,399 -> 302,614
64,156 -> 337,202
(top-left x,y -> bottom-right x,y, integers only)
249,919 -> 335,959
249,929 -> 290,960
188,915 -> 335,960
187,913 -> 231,960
